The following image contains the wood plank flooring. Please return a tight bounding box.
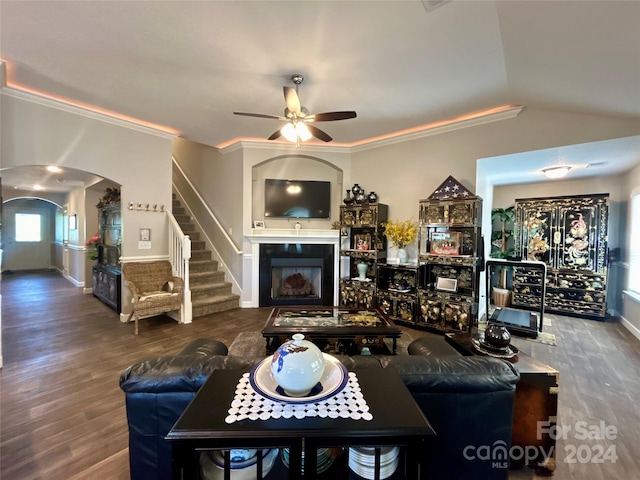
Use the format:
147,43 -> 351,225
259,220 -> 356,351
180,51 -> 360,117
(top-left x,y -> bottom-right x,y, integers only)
1,270 -> 639,479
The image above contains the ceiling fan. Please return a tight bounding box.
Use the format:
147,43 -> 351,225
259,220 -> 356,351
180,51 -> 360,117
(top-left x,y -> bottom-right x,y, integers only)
234,74 -> 357,144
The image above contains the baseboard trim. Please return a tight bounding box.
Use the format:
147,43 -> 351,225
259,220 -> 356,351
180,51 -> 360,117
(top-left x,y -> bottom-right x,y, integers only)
620,315 -> 640,342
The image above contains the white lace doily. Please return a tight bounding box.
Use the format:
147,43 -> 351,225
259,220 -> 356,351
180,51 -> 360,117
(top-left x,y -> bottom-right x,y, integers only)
225,372 -> 373,424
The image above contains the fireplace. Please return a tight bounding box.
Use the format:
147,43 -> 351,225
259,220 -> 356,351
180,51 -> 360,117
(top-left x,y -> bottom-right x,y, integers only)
259,243 -> 334,307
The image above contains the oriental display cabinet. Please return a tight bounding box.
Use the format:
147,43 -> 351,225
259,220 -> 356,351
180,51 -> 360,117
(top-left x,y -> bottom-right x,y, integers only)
375,264 -> 422,324
92,203 -> 122,312
416,177 -> 483,333
513,193 -> 609,319
339,203 -> 388,308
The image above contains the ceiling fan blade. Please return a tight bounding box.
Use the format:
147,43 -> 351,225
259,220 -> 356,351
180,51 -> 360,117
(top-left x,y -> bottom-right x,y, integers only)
234,112 -> 287,121
307,124 -> 333,142
305,111 -> 357,122
283,87 -> 301,116
267,129 -> 283,141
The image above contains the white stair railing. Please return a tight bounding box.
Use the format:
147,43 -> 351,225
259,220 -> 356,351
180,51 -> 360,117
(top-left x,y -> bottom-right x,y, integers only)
168,210 -> 192,324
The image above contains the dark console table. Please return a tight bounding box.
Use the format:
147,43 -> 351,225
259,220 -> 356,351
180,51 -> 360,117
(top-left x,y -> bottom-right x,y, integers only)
167,368 -> 434,479
446,331 -> 559,475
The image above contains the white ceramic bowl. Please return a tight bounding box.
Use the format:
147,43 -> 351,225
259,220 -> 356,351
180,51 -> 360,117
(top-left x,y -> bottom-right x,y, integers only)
270,333 -> 325,397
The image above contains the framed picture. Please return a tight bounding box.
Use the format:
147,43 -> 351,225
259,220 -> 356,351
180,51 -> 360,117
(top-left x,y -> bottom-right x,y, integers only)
139,228 -> 151,241
430,231 -> 460,255
353,233 -> 371,251
436,276 -> 458,293
69,214 -> 77,230
253,220 -> 265,229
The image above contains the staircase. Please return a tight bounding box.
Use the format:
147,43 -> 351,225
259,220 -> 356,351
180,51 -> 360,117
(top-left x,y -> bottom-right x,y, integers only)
172,196 -> 240,317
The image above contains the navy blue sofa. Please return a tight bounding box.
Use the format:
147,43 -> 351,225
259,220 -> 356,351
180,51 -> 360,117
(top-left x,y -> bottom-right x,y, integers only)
119,337 -> 519,480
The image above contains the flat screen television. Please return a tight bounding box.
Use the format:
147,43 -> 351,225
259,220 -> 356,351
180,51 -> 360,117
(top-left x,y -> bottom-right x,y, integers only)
264,179 -> 331,219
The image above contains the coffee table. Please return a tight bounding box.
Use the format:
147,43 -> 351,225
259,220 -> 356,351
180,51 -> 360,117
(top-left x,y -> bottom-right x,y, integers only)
261,307 -> 402,355
445,331 -> 559,475
167,368 -> 435,479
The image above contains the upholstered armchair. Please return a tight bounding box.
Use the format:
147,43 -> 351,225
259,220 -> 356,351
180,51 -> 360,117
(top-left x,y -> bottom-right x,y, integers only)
122,261 -> 184,334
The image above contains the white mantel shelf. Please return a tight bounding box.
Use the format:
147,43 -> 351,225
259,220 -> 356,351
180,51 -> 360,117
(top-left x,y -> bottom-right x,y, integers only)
247,229 -> 340,244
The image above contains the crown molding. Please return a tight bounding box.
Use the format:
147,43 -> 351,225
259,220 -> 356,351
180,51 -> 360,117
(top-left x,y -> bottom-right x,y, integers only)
350,105 -> 525,153
217,139 -> 351,156
217,105 -> 524,155
1,85 -> 176,140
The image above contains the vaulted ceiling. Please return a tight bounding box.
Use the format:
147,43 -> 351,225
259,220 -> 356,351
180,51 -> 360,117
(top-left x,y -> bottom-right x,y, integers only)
1,1 -> 639,189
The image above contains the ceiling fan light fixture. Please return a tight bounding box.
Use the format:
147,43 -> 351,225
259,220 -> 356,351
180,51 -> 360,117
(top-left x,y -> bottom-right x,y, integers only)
281,122 -> 312,143
542,166 -> 571,179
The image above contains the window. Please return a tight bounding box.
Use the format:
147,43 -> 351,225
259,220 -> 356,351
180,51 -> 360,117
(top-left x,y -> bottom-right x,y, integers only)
15,213 -> 42,242
629,189 -> 640,295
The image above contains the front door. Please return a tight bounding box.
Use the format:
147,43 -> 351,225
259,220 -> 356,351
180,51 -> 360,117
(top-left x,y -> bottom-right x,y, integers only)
2,206 -> 51,271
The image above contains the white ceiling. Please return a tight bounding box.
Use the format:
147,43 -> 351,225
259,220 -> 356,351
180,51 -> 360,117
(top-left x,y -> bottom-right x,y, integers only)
1,0 -> 639,192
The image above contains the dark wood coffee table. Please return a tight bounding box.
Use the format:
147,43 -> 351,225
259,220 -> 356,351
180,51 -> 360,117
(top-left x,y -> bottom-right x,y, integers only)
167,368 -> 435,479
262,307 -> 403,355
445,331 -> 559,475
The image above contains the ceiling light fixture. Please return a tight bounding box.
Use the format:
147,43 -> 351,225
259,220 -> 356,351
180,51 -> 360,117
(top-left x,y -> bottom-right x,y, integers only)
46,165 -> 62,173
542,166 -> 571,179
281,122 -> 312,144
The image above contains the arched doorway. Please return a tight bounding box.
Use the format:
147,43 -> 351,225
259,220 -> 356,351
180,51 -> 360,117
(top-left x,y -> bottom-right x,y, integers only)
2,197 -> 63,272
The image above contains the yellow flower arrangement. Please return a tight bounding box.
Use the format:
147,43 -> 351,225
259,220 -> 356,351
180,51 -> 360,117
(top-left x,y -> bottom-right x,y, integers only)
383,219 -> 418,249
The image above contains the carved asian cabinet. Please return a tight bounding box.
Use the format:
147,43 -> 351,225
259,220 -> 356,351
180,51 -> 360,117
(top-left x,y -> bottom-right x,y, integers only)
339,203 -> 388,308
92,203 -> 122,312
416,177 -> 483,333
513,193 -> 609,319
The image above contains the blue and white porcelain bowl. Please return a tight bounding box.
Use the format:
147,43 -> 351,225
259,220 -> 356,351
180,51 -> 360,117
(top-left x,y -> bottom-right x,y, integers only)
270,333 -> 325,397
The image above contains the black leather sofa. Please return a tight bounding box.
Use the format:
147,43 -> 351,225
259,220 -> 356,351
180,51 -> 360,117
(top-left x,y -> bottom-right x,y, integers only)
119,336 -> 519,480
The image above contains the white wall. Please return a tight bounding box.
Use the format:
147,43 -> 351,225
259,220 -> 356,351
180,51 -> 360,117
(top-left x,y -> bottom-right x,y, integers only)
1,91 -> 175,318
251,155 -> 344,229
622,163 -> 640,337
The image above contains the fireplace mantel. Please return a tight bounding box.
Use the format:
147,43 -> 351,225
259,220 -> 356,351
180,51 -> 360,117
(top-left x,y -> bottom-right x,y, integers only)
246,229 -> 341,307
247,229 -> 340,244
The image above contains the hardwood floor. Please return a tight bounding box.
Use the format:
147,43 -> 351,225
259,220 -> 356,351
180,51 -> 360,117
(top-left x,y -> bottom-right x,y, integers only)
1,270 -> 639,479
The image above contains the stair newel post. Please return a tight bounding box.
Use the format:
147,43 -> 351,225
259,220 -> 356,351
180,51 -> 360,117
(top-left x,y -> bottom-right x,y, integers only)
181,235 -> 193,324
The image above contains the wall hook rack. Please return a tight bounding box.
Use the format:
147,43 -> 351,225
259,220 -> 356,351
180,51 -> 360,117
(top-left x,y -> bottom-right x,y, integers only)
128,202 -> 165,212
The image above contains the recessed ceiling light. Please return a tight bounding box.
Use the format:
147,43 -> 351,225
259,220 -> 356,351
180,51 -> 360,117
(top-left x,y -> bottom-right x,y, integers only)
33,184 -> 44,191
542,166 -> 571,179
46,165 -> 62,173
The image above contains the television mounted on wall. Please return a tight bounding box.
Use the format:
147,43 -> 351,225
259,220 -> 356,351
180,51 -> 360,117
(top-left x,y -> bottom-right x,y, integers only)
264,179 -> 331,219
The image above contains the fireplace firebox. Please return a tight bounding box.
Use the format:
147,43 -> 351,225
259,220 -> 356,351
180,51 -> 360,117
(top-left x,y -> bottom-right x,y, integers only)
259,243 -> 334,307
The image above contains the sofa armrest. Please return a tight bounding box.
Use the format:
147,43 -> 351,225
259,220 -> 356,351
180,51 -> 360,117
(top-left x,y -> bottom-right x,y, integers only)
178,338 -> 228,357
120,355 -> 229,394
407,335 -> 462,357
386,355 -> 520,393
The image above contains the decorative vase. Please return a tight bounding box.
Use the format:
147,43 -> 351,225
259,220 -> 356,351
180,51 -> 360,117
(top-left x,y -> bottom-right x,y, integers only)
492,287 -> 512,307
351,183 -> 363,196
270,334 -> 325,397
343,189 -> 354,205
367,191 -> 378,203
484,324 -> 511,350
397,248 -> 407,265
357,262 -> 368,280
354,191 -> 367,204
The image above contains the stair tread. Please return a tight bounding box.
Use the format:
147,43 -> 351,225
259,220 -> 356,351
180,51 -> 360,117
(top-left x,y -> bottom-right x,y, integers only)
192,293 -> 239,305
190,271 -> 224,278
190,281 -> 231,290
